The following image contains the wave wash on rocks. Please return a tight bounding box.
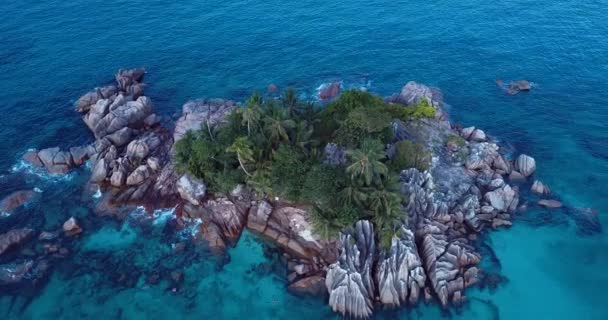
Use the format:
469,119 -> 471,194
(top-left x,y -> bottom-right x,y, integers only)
17,69 -> 571,318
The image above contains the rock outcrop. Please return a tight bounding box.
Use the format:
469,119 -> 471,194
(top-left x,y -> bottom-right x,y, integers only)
376,227 -> 426,306
326,221 -> 376,319
515,154 -> 536,177
173,99 -> 235,142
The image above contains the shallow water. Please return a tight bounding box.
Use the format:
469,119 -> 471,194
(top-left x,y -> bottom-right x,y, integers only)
1,0 -> 607,319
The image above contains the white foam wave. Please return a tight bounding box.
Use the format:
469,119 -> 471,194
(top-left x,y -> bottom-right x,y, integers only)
10,160 -> 77,182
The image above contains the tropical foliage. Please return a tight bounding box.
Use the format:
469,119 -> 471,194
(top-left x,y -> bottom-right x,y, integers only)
174,89 -> 436,248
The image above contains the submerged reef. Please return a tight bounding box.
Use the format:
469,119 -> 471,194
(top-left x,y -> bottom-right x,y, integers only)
1,68 -> 596,318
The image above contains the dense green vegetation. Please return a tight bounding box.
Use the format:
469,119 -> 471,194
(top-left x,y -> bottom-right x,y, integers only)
174,89 -> 435,247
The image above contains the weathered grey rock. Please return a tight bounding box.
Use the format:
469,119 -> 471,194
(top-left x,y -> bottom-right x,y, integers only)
75,85 -> 117,113
176,175 -> 206,206
515,154 -> 536,177
420,232 -> 480,306
376,227 -> 426,306
538,199 -> 563,208
90,158 -> 108,182
105,127 -> 133,147
531,180 -> 551,195
126,165 -> 150,186
509,170 -> 525,181
69,146 -> 89,166
0,229 -> 34,256
247,200 -> 273,233
126,139 -> 150,160
484,185 -> 518,213
92,96 -> 154,138
174,99 -> 236,142
492,154 -> 512,174
110,168 -> 127,187
63,217 -> 82,236
204,198 -> 246,243
115,68 -> 145,91
470,129 -> 487,142
461,127 -> 476,140
326,221 -> 375,319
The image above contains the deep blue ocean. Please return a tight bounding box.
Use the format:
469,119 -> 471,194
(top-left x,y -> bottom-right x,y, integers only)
1,0 -> 607,319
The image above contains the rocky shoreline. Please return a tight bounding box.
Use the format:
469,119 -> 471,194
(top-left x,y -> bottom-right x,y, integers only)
1,69 -> 598,318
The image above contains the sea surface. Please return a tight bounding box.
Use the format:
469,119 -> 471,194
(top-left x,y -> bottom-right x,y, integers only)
1,0 -> 607,319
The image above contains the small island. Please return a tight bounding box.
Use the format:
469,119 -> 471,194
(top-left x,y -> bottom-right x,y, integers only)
3,68 -> 583,318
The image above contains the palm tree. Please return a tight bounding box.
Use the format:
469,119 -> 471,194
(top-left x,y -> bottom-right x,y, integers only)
293,120 -> 319,154
370,191 -> 403,249
337,181 -> 368,207
226,137 -> 254,176
283,88 -> 297,116
239,104 -> 261,136
263,113 -> 296,144
346,139 -> 388,186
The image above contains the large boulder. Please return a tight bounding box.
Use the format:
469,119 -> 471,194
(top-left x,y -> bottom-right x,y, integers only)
247,200 -> 273,233
0,229 -> 34,256
515,154 -> 536,177
483,185 -> 518,213
319,82 -> 341,100
173,99 -> 236,142
176,175 -> 207,206
326,221 -> 375,319
204,198 -> 246,243
531,180 -> 551,195
288,275 -> 327,297
376,227 -> 426,306
63,217 -> 82,236
1,190 -> 36,213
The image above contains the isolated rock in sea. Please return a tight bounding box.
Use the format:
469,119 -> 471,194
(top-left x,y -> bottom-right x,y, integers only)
531,180 -> 551,195
319,82 -> 341,100
176,174 -> 207,206
63,217 -> 82,236
538,199 -> 563,208
515,154 -> 536,177
326,220 -> 375,318
0,190 -> 36,213
376,227 -> 426,306
0,228 -> 34,256
173,99 -> 236,142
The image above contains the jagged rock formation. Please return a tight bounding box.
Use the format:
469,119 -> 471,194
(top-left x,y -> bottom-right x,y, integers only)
376,227 -> 425,306
326,221 -> 376,319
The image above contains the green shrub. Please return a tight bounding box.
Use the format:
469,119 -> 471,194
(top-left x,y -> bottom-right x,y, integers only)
390,140 -> 431,172
310,204 -> 361,240
300,164 -> 341,206
270,145 -> 310,200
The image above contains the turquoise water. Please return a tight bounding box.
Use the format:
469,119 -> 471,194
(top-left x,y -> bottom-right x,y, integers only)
1,0 -> 607,319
